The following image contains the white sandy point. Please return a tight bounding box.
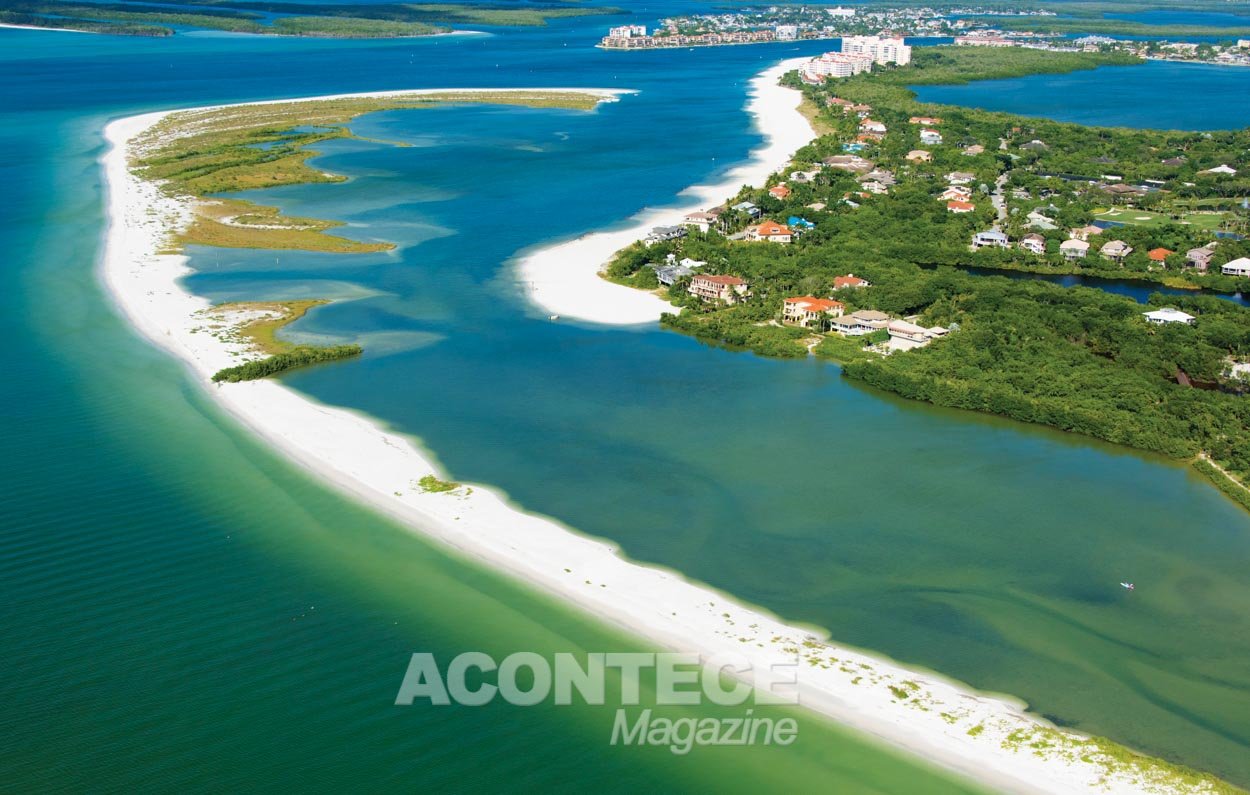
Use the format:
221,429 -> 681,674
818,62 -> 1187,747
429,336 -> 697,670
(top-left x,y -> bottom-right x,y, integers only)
515,57 -> 816,325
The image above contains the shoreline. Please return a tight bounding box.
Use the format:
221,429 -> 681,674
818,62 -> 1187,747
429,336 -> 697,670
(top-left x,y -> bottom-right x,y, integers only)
515,57 -> 814,326
100,84 -> 1217,795
0,22 -> 99,34
596,35 -> 841,52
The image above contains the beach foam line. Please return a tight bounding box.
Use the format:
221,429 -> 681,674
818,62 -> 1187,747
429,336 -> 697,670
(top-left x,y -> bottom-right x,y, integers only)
515,57 -> 815,326
100,86 -> 1209,795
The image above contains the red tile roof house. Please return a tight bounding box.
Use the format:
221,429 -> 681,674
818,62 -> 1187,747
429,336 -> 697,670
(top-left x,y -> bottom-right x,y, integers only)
782,297 -> 845,327
946,200 -> 975,214
689,274 -> 750,304
1148,247 -> 1174,264
833,274 -> 871,289
768,184 -> 792,200
747,220 -> 792,243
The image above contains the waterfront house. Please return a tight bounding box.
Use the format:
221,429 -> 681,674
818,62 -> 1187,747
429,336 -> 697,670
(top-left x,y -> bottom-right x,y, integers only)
830,309 -> 891,336
1020,233 -> 1047,255
906,149 -> 932,163
652,263 -> 694,286
1148,247 -> 1174,264
1142,307 -> 1196,325
1060,239 -> 1090,259
833,274 -> 870,289
919,129 -> 943,145
782,296 -> 844,327
886,319 -> 947,352
689,274 -> 750,304
768,184 -> 792,200
747,220 -> 792,243
1100,240 -> 1133,262
1223,257 -> 1250,277
972,229 -> 1009,250
682,211 -> 719,233
732,201 -> 761,219
1070,225 -> 1103,241
645,225 -> 687,245
1187,244 -> 1217,271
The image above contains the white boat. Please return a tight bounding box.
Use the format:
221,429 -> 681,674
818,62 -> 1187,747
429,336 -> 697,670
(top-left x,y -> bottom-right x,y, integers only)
1120,582 -> 1134,591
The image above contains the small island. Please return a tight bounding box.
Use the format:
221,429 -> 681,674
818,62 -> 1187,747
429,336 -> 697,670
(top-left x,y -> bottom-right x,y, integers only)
196,300 -> 361,383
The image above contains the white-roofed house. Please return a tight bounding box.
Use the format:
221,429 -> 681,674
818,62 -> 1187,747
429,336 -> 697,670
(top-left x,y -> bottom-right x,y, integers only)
1222,257 -> 1250,277
1060,239 -> 1090,260
1142,308 -> 1196,325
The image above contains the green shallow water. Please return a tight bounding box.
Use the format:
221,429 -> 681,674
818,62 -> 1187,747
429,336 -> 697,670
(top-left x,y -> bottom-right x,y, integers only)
0,101 -> 982,795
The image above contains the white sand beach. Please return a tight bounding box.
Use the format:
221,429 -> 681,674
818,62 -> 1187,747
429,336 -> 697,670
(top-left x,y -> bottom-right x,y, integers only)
0,22 -> 99,34
515,57 -> 816,326
100,82 -> 1213,795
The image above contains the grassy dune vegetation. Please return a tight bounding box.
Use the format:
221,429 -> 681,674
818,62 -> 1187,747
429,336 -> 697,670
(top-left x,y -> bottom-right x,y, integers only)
208,1 -> 622,27
0,0 -> 623,35
1,1 -> 271,34
207,300 -> 362,382
131,91 -> 604,252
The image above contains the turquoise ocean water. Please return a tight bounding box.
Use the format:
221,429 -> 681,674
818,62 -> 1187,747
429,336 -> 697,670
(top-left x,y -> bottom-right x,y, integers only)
3,6 -> 1250,789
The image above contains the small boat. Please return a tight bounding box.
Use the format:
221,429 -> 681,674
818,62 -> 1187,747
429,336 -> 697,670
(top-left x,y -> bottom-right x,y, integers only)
548,315 -> 560,321
1120,582 -> 1135,591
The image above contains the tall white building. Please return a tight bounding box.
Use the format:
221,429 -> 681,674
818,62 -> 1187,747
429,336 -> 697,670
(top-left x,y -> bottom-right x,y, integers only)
841,35 -> 912,66
801,52 -> 874,82
607,24 -> 647,39
776,25 -> 798,41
